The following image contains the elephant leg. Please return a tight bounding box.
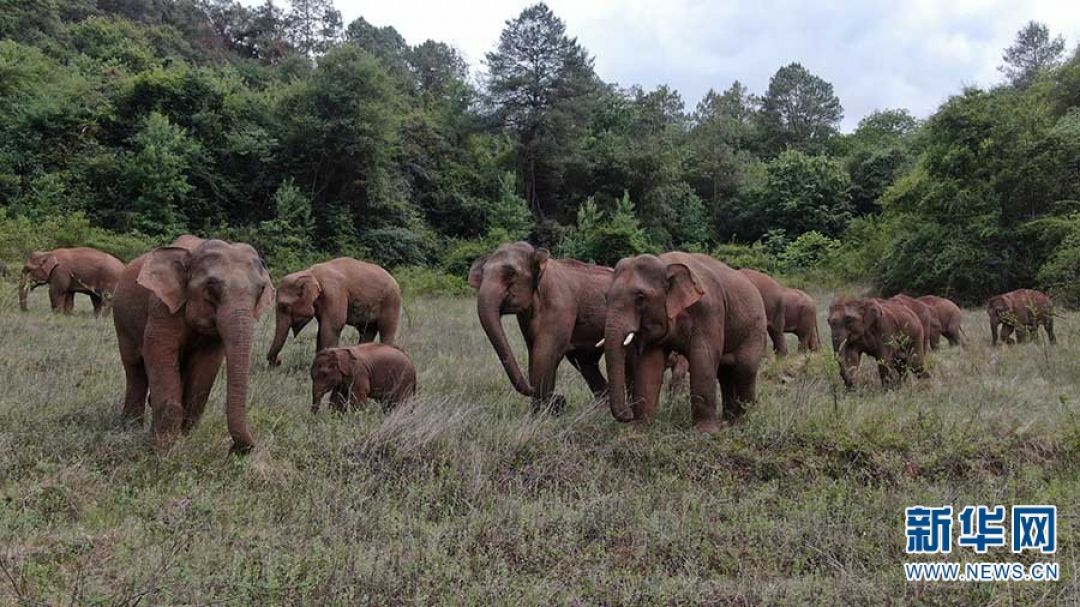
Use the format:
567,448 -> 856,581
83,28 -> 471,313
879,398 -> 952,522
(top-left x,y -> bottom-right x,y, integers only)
316,319 -> 344,353
121,357 -> 148,424
1045,317 -> 1056,344
687,347 -> 720,433
64,293 -> 75,314
348,376 -> 371,410
89,293 -> 103,317
47,284 -> 66,313
181,342 -> 225,433
378,304 -> 400,346
718,358 -> 757,424
565,350 -> 607,397
1000,324 -> 1014,345
838,347 -> 860,388
528,334 -> 568,413
359,325 -> 378,344
631,347 -> 666,421
876,360 -> 894,389
145,340 -> 185,450
767,321 -> 786,357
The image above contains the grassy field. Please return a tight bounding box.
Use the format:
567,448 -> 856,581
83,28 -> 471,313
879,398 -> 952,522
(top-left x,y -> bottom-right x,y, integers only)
0,283 -> 1077,605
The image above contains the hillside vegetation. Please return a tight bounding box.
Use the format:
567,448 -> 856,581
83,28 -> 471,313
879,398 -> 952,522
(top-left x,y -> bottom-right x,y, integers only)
2,3 -> 1080,304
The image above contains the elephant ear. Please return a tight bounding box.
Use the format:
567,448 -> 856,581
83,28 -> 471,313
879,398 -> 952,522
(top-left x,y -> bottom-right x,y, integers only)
862,300 -> 883,330
41,254 -> 60,278
296,273 -> 321,303
137,246 -> 191,314
467,255 -> 489,289
254,280 -> 275,320
333,348 -> 359,374
666,263 -> 705,321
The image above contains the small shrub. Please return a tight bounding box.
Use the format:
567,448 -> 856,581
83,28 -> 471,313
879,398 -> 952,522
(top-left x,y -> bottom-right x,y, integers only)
710,242 -> 779,274
393,266 -> 470,297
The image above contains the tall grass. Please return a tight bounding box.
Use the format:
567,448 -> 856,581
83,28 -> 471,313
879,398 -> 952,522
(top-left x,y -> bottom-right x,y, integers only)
0,285 -> 1077,604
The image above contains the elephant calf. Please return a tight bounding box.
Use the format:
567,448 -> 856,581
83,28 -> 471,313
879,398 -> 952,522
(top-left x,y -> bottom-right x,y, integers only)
20,247 -> 124,316
311,343 -> 416,413
987,289 -> 1055,345
828,297 -> 928,389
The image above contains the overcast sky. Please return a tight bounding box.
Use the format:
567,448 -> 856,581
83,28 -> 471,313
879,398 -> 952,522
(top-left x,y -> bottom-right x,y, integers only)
331,0 -> 1080,131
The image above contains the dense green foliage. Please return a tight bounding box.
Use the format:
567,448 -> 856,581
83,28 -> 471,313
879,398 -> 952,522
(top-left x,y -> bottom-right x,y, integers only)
1,2 -> 1078,303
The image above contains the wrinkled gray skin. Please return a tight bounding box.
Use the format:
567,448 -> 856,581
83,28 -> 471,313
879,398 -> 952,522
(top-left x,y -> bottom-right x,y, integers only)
113,236 -> 274,454
20,247 -> 124,316
986,289 -> 1055,345
469,242 -> 612,412
603,253 -> 767,433
310,343 -> 416,412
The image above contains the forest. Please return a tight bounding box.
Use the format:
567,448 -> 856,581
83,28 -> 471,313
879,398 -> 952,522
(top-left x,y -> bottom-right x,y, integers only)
2,0 -> 1079,304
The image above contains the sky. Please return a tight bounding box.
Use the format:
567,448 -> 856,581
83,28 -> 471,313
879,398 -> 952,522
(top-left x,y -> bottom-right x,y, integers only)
326,0 -> 1080,131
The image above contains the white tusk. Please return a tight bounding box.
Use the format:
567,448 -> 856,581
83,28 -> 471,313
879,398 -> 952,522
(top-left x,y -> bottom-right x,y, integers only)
623,332 -> 635,346
595,338 -> 605,348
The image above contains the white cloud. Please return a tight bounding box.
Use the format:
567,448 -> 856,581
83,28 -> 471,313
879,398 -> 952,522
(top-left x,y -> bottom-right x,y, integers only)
296,0 -> 1080,129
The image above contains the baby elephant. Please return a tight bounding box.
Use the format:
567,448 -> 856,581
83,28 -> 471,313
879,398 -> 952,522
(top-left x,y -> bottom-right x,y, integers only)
310,344 -> 416,413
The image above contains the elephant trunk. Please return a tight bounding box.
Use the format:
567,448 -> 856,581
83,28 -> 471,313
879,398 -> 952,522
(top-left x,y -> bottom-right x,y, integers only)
220,307 -> 256,454
604,318 -> 636,422
477,281 -> 533,396
312,382 -> 328,413
267,309 -> 290,366
18,272 -> 29,311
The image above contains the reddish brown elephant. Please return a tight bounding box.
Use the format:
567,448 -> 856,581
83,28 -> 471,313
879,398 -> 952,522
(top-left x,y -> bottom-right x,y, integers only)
917,295 -> 965,347
665,352 -> 690,393
738,269 -> 819,355
310,343 -> 416,412
889,294 -> 942,350
469,242 -> 612,412
604,253 -> 766,433
828,297 -> 927,389
113,236 -> 274,454
267,258 -> 400,366
987,289 -> 1055,345
19,247 -> 124,316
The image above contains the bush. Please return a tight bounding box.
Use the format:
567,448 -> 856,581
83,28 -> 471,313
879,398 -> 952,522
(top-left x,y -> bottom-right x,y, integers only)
0,210 -> 158,264
393,266 -> 470,297
709,242 -> 779,274
779,230 -> 840,273
558,193 -> 655,267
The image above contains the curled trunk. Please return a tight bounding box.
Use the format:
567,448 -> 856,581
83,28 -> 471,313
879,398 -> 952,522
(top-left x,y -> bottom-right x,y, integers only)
221,308 -> 256,454
477,282 -> 532,396
604,319 -> 635,422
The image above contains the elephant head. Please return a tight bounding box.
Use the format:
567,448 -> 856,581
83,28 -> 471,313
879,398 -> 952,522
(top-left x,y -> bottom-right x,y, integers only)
138,239 -> 274,453
603,255 -> 703,422
310,347 -> 354,412
267,271 -> 322,366
827,298 -> 881,385
468,242 -> 550,396
19,251 -> 59,310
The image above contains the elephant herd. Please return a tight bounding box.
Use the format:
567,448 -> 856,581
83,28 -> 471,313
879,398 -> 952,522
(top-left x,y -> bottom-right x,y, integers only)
14,238 -> 1058,454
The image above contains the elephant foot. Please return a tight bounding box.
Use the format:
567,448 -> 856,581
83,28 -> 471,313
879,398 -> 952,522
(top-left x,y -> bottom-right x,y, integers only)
229,440 -> 254,456
693,419 -> 722,434
533,394 -> 567,415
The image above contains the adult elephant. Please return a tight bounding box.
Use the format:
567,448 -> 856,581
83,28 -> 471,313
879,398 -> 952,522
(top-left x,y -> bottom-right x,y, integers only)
828,297 -> 927,389
987,289 -> 1055,345
917,295 -> 965,347
113,236 -> 274,454
737,269 -> 820,354
603,253 -> 766,433
782,287 -> 821,352
738,269 -> 788,356
888,294 -> 941,350
19,247 -> 124,316
266,258 -> 400,367
469,242 -> 612,411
